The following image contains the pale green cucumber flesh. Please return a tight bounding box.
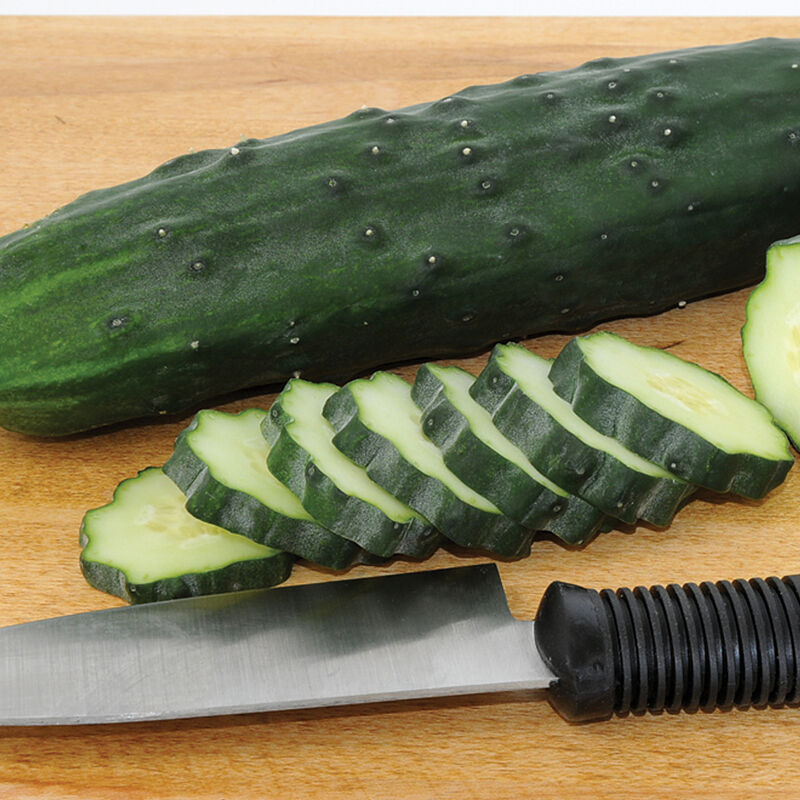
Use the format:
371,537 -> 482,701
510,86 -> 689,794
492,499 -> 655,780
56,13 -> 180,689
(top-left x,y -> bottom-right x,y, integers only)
162,408 -> 369,571
743,235 -> 800,449
184,408 -> 312,519
80,467 -> 293,603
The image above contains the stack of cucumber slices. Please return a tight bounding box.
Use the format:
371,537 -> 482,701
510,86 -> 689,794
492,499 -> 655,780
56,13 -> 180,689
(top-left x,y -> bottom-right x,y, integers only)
81,331 -> 794,603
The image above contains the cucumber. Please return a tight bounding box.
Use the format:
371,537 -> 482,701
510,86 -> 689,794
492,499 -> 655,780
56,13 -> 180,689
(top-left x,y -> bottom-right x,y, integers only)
264,379 -> 441,559
470,343 -> 694,525
550,332 -> 793,497
4,38 -> 800,436
412,363 -> 607,545
323,371 -> 533,558
742,235 -> 800,450
80,467 -> 294,603
162,408 -> 370,570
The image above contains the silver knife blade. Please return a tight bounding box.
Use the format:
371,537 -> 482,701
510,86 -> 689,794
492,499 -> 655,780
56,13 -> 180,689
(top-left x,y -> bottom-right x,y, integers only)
0,564 -> 553,725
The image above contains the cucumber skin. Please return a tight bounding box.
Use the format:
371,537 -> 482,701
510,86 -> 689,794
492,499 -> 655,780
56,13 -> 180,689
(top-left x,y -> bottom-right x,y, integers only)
4,39 -> 800,436
79,545 -> 293,604
264,389 -> 441,559
162,415 -> 370,571
470,346 -> 696,526
549,337 -> 794,498
411,364 -> 606,545
323,380 -> 534,559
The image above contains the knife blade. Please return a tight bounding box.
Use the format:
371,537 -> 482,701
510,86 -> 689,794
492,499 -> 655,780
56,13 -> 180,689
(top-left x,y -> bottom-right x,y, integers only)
0,564 -> 797,725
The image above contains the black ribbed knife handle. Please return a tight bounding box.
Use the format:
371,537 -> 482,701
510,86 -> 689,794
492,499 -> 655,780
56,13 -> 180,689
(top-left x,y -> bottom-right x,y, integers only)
534,575 -> 800,722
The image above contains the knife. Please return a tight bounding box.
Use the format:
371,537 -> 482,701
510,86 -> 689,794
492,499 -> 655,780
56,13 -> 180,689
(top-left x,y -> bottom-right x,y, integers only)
0,563 -> 797,725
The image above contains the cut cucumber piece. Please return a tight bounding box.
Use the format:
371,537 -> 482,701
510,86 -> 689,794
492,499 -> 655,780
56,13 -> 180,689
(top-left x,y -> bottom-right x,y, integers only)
264,379 -> 440,559
470,343 -> 694,525
163,408 -> 370,571
80,467 -> 294,604
743,236 -> 800,451
551,332 -> 793,498
412,363 -> 607,545
323,371 -> 532,558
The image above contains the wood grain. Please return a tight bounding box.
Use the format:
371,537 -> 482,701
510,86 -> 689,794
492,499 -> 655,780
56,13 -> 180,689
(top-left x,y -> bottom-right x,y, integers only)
1,16 -> 800,799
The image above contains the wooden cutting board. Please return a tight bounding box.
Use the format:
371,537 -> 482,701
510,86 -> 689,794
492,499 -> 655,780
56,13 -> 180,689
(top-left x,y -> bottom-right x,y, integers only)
2,15 -> 800,798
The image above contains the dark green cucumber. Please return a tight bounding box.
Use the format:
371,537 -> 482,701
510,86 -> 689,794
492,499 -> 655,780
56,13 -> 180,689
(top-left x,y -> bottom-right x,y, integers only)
323,371 -> 533,558
162,408 -> 370,570
4,39 -> 800,436
264,378 -> 440,559
471,343 -> 694,526
742,235 -> 800,450
80,467 -> 294,603
412,363 -> 607,545
549,332 -> 793,498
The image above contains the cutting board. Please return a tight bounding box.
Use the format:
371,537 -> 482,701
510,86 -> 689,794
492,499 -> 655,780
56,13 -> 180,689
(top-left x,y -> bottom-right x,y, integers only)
2,15 -> 800,798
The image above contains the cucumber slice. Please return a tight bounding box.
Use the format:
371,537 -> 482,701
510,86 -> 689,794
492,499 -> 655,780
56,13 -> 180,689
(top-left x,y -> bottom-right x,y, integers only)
412,363 -> 607,545
470,343 -> 694,525
163,408 -> 369,571
551,332 -> 793,498
80,467 -> 293,603
743,236 -> 800,450
323,371 -> 532,558
264,379 -> 440,559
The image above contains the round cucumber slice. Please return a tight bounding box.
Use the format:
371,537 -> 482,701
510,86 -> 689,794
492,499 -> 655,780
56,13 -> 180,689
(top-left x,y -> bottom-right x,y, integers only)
550,332 -> 793,498
80,467 -> 294,604
743,235 -> 800,451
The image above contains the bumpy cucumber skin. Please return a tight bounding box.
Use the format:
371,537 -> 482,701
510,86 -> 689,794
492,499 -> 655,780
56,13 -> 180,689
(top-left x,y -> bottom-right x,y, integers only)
470,346 -> 695,526
162,413 -> 369,570
4,39 -> 800,436
412,364 -> 606,545
323,380 -> 533,559
79,545 -> 293,604
549,337 -> 794,498
264,387 -> 441,559
79,469 -> 294,604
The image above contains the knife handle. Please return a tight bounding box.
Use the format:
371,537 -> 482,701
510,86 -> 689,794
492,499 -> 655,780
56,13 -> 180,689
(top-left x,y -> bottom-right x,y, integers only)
534,575 -> 800,722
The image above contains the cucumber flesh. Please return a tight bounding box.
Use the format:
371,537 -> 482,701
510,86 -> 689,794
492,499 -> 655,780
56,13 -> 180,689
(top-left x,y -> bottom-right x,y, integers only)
80,467 -> 293,603
185,408 -> 312,520
551,332 -> 793,497
743,236 -> 800,449
163,408 -> 370,570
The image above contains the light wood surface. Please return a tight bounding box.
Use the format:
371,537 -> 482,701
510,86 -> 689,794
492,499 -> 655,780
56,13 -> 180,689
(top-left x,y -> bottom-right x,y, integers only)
2,16 -> 800,799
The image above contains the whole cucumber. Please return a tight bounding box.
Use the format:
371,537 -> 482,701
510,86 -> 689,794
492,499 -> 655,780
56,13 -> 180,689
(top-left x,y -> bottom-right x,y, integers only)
2,38 -> 800,435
